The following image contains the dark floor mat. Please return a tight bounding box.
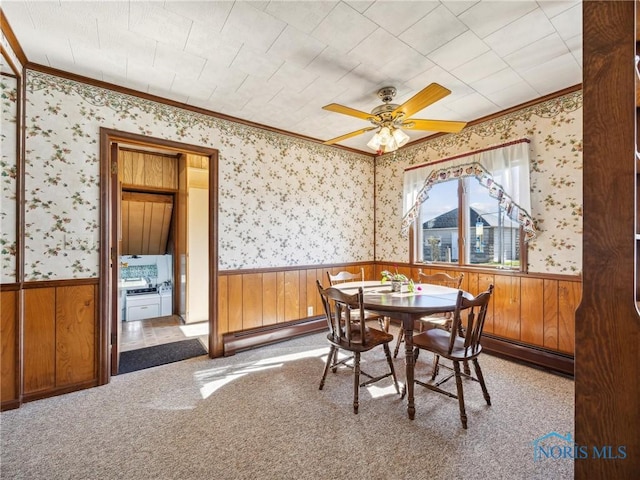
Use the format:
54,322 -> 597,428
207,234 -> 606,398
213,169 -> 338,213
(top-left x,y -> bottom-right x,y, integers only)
118,339 -> 208,374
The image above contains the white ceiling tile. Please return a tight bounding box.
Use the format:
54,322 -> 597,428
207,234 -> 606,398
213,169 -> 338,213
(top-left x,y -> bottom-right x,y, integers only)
566,34 -> 582,68
154,43 -> 207,79
519,52 -> 582,95
427,30 -> 490,71
335,67 -> 385,104
60,0 -> 129,28
164,1 -> 233,32
504,33 -> 570,73
265,1 -> 338,34
399,4 -> 468,55
27,2 -> 100,49
47,57 -> 103,83
345,1 -> 376,14
2,0 -> 584,153
127,63 -> 175,92
236,76 -> 283,103
445,92 -> 497,119
483,81 -> 540,108
441,1 -> 480,16
270,63 -> 319,93
350,28 -> 416,66
362,1 -> 439,36
70,43 -> 127,79
98,24 -> 157,66
128,2 -> 193,48
300,77 -> 350,106
42,37 -> 76,66
311,2 -> 378,54
170,76 -> 214,103
458,0 -> 538,38
304,47 -> 361,81
484,8 -> 556,57
209,87 -> 252,113
267,26 -> 327,68
230,45 -> 283,79
537,0 -> 581,19
409,102 -> 459,122
220,2 -> 286,53
406,65 -> 474,103
183,22 -> 242,61
469,67 -> 524,96
269,89 -> 319,112
198,65 -> 247,91
1,1 -> 34,29
451,50 -> 507,84
377,49 -> 435,86
550,3 -> 582,41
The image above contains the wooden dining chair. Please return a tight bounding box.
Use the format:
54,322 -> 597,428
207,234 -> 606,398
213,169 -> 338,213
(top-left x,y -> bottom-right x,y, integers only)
327,271 -> 389,331
316,281 -> 400,413
393,272 -> 464,358
407,285 -> 494,429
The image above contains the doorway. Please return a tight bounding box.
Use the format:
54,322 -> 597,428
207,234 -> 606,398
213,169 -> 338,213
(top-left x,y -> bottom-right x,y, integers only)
99,129 -> 219,382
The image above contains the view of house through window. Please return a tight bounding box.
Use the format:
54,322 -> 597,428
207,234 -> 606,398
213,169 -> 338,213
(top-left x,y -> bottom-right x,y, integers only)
417,177 -> 521,269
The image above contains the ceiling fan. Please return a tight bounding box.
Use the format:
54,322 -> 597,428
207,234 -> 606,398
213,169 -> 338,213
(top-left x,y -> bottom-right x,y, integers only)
322,83 -> 467,154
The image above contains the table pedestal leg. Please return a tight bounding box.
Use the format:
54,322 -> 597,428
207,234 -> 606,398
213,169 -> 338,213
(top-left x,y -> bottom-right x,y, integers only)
404,323 -> 415,420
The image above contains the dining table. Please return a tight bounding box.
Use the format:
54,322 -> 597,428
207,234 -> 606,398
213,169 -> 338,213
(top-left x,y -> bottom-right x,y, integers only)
332,280 -> 473,420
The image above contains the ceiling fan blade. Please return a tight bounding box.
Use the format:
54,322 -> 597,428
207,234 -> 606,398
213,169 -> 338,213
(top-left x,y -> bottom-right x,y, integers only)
323,127 -> 377,145
402,118 -> 467,133
392,83 -> 451,119
322,103 -> 374,121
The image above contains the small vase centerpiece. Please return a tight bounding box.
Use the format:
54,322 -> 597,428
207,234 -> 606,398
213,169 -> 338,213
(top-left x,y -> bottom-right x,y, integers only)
381,267 -> 408,293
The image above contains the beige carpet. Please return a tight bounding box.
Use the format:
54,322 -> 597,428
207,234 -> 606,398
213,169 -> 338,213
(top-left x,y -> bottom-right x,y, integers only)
0,329 -> 573,479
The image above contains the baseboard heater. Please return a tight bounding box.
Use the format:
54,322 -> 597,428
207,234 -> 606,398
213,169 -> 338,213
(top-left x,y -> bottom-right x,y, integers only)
481,334 -> 574,376
222,316 -> 327,356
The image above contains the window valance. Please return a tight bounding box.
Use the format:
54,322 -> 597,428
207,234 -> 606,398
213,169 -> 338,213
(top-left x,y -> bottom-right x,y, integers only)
401,139 -> 536,241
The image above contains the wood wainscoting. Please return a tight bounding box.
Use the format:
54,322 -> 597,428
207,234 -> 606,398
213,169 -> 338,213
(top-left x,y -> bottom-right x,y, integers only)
21,279 -> 99,403
219,262 -> 579,375
1,284 -> 20,410
375,263 -> 580,374
219,263 -> 376,355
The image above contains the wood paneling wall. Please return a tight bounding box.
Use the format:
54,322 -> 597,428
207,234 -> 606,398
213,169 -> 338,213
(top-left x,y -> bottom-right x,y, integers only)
119,149 -> 177,189
218,263 -> 578,357
375,264 -> 580,355
217,264 -> 376,337
22,282 -> 98,398
121,192 -> 173,255
1,289 -> 18,406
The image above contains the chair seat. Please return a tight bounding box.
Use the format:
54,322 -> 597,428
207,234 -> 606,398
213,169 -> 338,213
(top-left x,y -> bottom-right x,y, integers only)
327,327 -> 394,353
413,328 -> 482,361
419,314 -> 449,327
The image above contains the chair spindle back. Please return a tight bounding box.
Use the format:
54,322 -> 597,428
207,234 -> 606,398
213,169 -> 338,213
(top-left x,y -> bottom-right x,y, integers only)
448,285 -> 494,356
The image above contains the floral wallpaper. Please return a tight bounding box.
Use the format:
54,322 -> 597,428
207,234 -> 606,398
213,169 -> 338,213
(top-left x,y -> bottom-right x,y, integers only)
22,70 -> 374,280
1,74 -> 18,283
375,91 -> 583,275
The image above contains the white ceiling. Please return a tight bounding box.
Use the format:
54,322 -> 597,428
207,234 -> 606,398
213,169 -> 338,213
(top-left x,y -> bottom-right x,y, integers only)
2,0 -> 582,153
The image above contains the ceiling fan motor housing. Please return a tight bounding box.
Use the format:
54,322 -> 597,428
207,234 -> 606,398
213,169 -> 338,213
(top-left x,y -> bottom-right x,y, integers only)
377,86 -> 397,103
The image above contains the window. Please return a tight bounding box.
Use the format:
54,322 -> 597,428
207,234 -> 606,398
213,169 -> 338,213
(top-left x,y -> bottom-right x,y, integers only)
415,177 -> 523,270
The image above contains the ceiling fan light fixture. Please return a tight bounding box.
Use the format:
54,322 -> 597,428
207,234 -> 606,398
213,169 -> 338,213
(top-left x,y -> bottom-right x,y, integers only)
378,126 -> 392,145
392,127 -> 409,147
367,134 -> 382,150
384,136 -> 399,152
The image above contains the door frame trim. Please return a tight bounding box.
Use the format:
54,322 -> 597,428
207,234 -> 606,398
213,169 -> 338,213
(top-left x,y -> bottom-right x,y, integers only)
98,128 -> 219,384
